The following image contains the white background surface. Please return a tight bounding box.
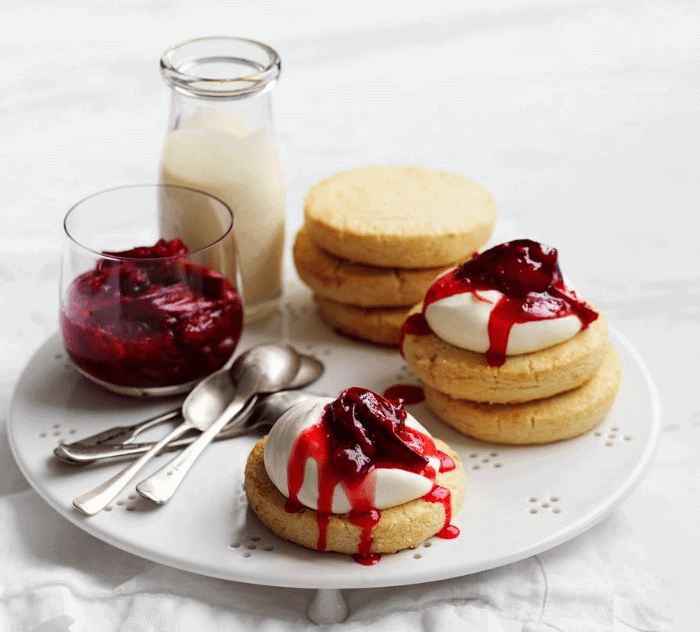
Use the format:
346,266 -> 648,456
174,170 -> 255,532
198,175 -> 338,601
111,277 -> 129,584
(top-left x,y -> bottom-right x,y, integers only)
1,1 -> 699,630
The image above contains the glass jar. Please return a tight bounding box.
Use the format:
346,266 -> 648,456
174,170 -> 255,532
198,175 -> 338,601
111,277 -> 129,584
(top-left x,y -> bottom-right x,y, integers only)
159,36 -> 285,322
60,184 -> 243,397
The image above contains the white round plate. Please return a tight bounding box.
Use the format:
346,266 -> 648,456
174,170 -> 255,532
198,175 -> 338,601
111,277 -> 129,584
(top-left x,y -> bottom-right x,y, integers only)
8,288 -> 660,590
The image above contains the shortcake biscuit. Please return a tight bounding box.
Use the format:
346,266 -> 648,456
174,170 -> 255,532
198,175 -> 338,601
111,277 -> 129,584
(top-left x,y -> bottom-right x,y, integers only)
402,309 -> 610,404
244,436 -> 465,555
423,343 -> 622,444
304,166 -> 497,268
293,227 -> 454,307
315,295 -> 409,346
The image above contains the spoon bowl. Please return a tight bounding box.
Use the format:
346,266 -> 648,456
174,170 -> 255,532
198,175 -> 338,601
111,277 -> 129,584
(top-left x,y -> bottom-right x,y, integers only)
136,344 -> 303,504
226,390 -> 327,438
289,355 -> 324,391
72,343 -> 305,515
180,344 -> 301,433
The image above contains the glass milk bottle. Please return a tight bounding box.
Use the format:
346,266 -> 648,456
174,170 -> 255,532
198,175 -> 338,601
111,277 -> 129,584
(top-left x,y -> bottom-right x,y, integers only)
159,36 -> 285,322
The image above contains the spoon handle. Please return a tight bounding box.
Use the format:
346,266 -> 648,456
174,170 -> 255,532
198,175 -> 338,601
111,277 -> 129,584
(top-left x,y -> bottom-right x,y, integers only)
54,401 -> 261,464
62,407 -> 182,448
72,421 -> 193,516
136,394 -> 258,505
56,440 -> 157,463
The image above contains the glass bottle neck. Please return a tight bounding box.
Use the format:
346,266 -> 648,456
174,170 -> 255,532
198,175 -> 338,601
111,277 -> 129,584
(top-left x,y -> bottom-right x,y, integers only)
165,87 -> 277,137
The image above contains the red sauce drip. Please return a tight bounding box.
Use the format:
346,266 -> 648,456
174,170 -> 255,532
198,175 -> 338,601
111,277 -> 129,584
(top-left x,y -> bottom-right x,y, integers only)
437,450 -> 456,473
400,239 -> 598,367
422,485 -> 459,539
61,238 -> 243,388
352,551 -> 382,566
436,524 -> 460,539
284,387 -> 458,564
399,313 -> 432,357
349,507 -> 381,563
383,384 -> 425,405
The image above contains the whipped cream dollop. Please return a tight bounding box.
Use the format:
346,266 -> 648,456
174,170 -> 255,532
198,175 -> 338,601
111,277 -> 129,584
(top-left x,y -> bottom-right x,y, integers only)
417,239 -> 598,366
263,391 -> 442,514
425,285 -> 583,355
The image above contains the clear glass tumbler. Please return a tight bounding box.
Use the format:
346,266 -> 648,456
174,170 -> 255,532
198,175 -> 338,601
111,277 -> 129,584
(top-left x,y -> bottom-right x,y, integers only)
159,36 -> 285,323
60,184 -> 243,397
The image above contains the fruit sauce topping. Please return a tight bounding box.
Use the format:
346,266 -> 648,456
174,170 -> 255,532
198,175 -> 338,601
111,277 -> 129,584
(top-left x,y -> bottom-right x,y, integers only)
401,239 -> 598,367
284,387 -> 457,565
61,238 -> 243,388
383,384 -> 425,405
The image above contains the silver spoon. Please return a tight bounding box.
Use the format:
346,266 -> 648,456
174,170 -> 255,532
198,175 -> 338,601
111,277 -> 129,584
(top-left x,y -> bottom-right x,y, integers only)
57,408 -> 183,450
224,390 -> 326,436
55,355 -> 323,464
135,344 -> 301,505
54,390 -> 323,464
72,344 -> 301,516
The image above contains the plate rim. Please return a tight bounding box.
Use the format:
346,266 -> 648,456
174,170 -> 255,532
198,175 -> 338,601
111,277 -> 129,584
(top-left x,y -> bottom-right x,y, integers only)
6,326 -> 661,590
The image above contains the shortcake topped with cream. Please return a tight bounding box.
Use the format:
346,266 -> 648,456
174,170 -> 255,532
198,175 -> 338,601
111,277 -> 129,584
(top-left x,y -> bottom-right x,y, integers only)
401,239 -> 621,444
416,239 -> 598,367
244,387 -> 466,565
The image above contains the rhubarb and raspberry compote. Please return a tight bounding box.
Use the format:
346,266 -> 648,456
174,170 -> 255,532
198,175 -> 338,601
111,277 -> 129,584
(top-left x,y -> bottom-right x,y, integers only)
61,238 -> 243,391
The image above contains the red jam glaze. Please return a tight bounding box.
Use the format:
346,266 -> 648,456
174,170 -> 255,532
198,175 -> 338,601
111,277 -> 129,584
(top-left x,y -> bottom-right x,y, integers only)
436,524 -> 460,539
437,450 -> 455,472
426,449 -> 458,539
352,551 -> 382,566
383,384 -> 425,405
284,387 -> 458,564
61,238 -> 243,388
400,239 -> 598,367
398,313 -> 432,357
422,486 -> 459,539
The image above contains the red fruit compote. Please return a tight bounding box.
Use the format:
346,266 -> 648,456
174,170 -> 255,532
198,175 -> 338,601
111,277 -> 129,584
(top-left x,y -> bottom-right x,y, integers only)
61,238 -> 243,390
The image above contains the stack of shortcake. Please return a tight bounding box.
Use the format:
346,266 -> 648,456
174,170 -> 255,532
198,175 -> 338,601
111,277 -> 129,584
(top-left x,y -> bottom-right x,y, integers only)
401,239 -> 622,444
293,166 -> 498,346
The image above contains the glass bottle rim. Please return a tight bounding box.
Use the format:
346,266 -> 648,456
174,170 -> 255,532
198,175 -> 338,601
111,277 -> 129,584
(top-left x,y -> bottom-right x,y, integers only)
160,35 -> 281,98
63,183 -> 234,262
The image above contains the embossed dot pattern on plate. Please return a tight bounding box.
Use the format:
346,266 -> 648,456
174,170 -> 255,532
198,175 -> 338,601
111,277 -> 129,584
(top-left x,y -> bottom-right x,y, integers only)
594,422 -> 635,447
467,451 -> 502,470
527,495 -> 562,515
38,421 -> 77,439
229,532 -> 277,557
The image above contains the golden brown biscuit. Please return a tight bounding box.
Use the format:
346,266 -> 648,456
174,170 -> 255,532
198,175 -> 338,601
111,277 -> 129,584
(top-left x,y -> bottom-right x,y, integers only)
315,295 -> 410,346
293,227 -> 454,307
304,166 -> 497,268
244,436 -> 465,555
402,311 -> 610,404
423,343 -> 622,444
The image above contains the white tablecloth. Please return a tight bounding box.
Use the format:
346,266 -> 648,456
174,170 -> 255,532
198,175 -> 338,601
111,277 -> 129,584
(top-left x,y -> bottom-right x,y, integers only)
2,2 -> 698,630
